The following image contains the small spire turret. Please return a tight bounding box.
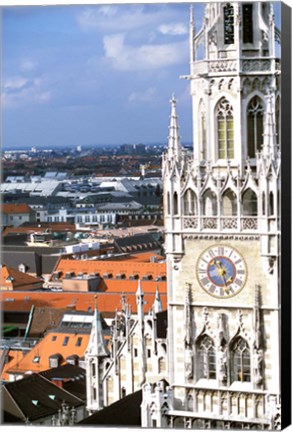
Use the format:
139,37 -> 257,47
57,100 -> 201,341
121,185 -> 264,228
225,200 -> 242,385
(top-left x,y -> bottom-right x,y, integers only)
167,95 -> 182,159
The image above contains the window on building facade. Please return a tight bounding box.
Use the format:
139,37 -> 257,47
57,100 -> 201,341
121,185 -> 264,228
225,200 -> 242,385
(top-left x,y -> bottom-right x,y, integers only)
222,189 -> 237,216
242,4 -> 253,43
197,335 -> 216,380
247,96 -> 264,158
216,98 -> 234,159
167,192 -> 171,215
269,192 -> 274,216
62,336 -> 69,346
76,337 -> 82,347
231,337 -> 251,382
203,189 -> 218,216
262,192 -> 266,215
173,192 -> 178,215
223,4 -> 234,44
183,189 -> 197,215
242,189 -> 258,216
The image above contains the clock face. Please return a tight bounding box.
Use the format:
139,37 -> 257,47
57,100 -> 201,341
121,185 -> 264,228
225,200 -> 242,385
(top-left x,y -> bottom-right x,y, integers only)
196,245 -> 247,298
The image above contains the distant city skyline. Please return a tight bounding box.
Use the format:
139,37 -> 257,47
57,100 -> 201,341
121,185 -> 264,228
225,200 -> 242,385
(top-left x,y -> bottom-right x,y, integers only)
2,2 -> 281,149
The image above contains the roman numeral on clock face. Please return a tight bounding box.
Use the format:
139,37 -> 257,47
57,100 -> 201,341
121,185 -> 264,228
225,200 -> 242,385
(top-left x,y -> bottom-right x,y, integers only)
200,276 -> 210,286
218,247 -> 224,256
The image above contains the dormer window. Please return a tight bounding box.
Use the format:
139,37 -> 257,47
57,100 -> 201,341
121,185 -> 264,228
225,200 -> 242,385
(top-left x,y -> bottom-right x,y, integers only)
223,4 -> 234,45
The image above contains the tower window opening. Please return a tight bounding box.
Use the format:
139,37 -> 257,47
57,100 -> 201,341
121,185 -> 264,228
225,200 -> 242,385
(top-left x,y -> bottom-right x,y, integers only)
224,4 -> 235,44
269,192 -> 274,216
242,4 -> 253,43
167,192 -> 171,215
183,189 -> 197,215
231,337 -> 251,383
242,189 -> 258,216
222,189 -> 237,216
203,190 -> 218,216
173,192 -> 178,215
216,98 -> 234,159
262,192 -> 266,216
247,96 -> 264,158
197,335 -> 216,380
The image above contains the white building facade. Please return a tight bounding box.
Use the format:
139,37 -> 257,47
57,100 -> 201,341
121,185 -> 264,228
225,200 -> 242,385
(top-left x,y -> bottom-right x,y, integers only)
142,2 -> 281,429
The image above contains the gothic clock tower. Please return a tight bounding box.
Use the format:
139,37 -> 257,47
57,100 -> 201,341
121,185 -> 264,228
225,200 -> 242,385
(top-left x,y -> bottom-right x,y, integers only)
142,2 -> 281,429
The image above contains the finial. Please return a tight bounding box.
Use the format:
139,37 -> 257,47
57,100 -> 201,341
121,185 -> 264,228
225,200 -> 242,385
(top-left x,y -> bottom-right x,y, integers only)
94,294 -> 98,311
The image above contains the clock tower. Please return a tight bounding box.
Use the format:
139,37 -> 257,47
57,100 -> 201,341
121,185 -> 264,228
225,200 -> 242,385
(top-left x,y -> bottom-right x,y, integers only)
142,2 -> 281,429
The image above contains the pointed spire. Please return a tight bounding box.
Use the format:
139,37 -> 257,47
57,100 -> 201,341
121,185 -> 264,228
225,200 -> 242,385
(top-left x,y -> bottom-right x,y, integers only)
167,95 -> 182,158
262,92 -> 277,158
136,278 -> 144,300
152,285 -> 162,314
86,296 -> 108,357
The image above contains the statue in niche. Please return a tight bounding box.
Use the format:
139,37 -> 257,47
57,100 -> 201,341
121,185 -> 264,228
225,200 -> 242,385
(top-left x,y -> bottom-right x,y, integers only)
185,348 -> 193,379
253,348 -> 263,385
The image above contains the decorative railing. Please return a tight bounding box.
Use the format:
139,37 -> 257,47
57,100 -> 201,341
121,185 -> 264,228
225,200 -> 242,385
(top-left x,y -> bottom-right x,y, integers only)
208,59 -> 237,73
241,59 -> 272,72
183,216 -> 258,232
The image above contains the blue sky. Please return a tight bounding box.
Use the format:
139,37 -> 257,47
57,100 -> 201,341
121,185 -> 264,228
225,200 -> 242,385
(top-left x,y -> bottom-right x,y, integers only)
2,3 -> 281,149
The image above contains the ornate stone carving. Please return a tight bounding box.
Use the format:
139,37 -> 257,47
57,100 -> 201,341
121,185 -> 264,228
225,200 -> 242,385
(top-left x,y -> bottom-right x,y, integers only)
209,60 -> 237,73
202,217 -> 218,229
241,218 -> 258,230
183,216 -> 198,229
242,59 -> 271,72
222,217 -> 238,229
253,348 -> 263,385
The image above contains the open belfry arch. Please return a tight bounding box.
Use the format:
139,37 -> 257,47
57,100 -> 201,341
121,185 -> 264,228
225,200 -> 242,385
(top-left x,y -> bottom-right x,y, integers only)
142,2 -> 281,429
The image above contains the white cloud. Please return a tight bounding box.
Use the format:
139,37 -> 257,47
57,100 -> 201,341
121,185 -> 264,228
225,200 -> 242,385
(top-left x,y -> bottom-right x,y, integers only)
128,87 -> 157,103
158,23 -> 188,36
103,33 -> 188,71
20,58 -> 39,72
2,76 -> 51,108
76,5 -> 179,33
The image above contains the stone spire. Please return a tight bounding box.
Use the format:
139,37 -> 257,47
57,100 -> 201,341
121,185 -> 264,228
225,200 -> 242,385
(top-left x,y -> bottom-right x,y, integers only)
86,296 -> 108,357
262,93 -> 277,158
167,95 -> 181,158
152,285 -> 163,314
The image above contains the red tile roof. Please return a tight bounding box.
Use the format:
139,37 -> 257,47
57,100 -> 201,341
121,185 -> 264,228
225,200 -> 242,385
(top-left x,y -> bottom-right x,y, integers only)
6,331 -> 91,376
3,203 -> 34,214
1,265 -> 43,291
1,289 -> 167,315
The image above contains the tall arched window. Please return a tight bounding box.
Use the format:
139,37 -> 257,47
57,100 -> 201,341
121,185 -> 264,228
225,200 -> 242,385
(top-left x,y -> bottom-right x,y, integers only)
199,100 -> 207,159
269,192 -> 274,216
222,189 -> 237,216
247,96 -> 264,158
167,192 -> 170,215
275,96 -> 280,146
197,335 -> 216,380
183,189 -> 197,215
216,98 -> 234,159
242,189 -> 258,216
173,192 -> 178,215
262,192 -> 266,216
230,337 -> 251,383
203,189 -> 217,216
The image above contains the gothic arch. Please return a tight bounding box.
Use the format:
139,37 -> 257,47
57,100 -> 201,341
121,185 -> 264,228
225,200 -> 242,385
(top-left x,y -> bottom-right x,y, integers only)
173,192 -> 178,215
215,97 -> 234,159
242,188 -> 258,216
166,192 -> 170,215
229,336 -> 251,383
183,188 -> 197,215
269,191 -> 274,216
246,95 -> 264,158
196,334 -> 216,380
202,189 -> 218,216
222,189 -> 237,216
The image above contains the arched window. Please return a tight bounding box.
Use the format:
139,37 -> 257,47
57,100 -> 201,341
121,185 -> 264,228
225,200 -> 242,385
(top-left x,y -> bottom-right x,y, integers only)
242,189 -> 258,216
183,189 -> 197,215
216,97 -> 234,159
262,192 -> 266,216
197,335 -> 216,380
167,192 -> 170,215
187,393 -> 193,411
269,192 -> 274,216
173,192 -> 178,215
222,189 -> 237,216
230,337 -> 251,383
199,100 -> 207,159
275,96 -> 280,146
203,189 -> 217,216
247,96 -> 264,158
